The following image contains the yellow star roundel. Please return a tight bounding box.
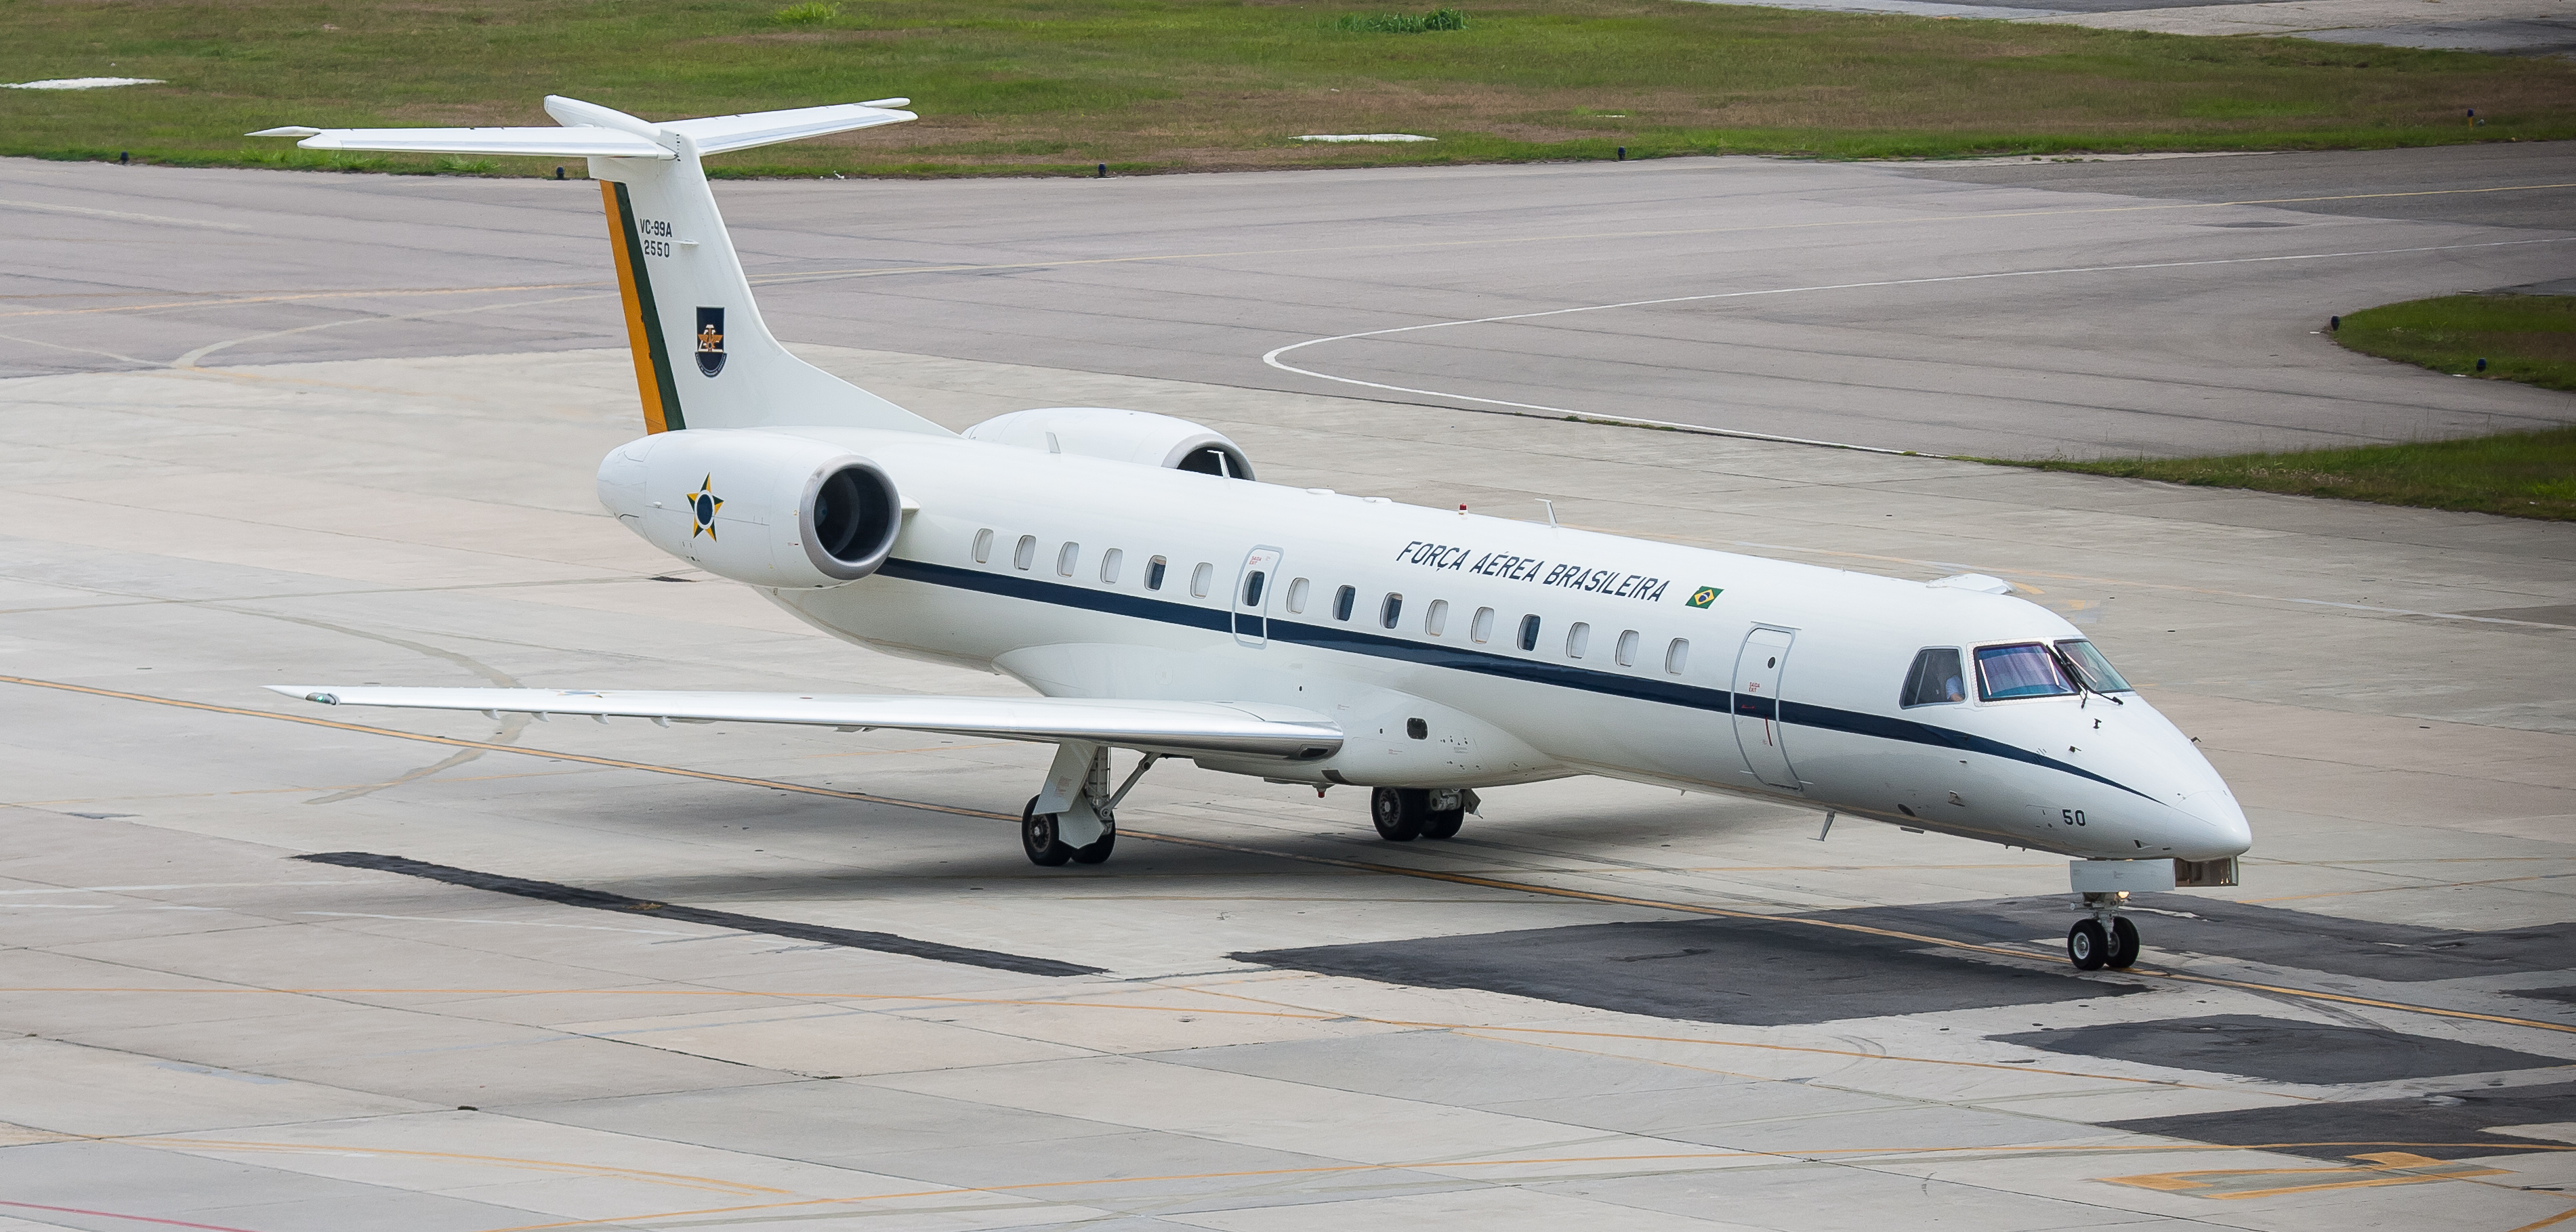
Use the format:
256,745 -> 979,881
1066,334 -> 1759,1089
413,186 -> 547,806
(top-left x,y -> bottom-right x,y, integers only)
687,475 -> 723,540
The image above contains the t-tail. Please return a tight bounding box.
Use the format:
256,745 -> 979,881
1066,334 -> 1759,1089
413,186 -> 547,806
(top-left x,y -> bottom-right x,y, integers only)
253,97 -> 949,438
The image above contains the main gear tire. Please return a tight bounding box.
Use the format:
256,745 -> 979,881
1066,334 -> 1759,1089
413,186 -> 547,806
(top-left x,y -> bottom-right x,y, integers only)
2067,919 -> 2110,971
1370,787 -> 1426,841
1021,796 -> 1073,867
1070,826 -> 1117,866
2107,916 -> 2141,969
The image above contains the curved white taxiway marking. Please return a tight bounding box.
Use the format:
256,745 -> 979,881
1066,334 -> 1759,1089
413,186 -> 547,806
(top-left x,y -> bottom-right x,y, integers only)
1261,234 -> 2576,454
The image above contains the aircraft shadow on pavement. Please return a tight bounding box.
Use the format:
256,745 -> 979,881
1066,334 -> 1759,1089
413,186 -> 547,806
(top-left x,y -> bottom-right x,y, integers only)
1237,895 -> 2576,1032
2102,1080 -> 2576,1162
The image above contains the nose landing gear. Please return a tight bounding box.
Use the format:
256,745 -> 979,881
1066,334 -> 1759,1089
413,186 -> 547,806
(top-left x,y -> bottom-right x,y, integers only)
2066,892 -> 2142,970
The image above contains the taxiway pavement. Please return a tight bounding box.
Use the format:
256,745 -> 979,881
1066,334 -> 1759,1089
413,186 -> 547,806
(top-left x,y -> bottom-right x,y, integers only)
4,144 -> 2572,458
1,334 -> 2572,1230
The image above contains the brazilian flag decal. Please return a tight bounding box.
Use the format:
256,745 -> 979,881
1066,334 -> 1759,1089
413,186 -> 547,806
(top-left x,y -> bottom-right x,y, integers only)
1687,586 -> 1722,609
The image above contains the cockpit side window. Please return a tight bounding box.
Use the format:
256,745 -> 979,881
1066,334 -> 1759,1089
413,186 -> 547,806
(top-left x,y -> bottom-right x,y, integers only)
2054,639 -> 2134,693
1976,642 -> 2075,701
1900,648 -> 1966,707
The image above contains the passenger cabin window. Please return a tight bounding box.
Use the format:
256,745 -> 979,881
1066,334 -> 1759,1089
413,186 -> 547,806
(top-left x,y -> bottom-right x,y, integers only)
1976,643 -> 2075,701
1242,570 -> 1266,606
1333,585 -> 1356,621
1615,629 -> 1639,667
1013,535 -> 1037,570
1056,542 -> 1079,577
1424,599 -> 1449,637
1900,648 -> 1967,707
1517,614 -> 1541,652
1470,607 -> 1495,643
1380,593 -> 1404,629
1098,548 -> 1123,584
1664,637 -> 1690,675
1285,578 -> 1310,614
1565,622 -> 1590,658
1146,555 -> 1167,591
2055,639 -> 2134,693
972,528 -> 994,564
1190,562 -> 1213,598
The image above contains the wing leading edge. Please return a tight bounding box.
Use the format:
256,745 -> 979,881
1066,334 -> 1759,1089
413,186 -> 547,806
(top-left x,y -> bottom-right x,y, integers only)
265,686 -> 1341,761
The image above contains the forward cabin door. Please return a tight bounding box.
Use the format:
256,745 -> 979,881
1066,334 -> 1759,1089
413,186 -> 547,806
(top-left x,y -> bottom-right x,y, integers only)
1732,626 -> 1803,790
1232,545 -> 1281,647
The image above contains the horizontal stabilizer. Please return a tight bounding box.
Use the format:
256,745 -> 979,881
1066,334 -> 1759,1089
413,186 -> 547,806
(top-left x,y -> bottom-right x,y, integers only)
266,125 -> 676,159
249,97 -> 917,161
267,686 -> 1342,761
665,102 -> 918,154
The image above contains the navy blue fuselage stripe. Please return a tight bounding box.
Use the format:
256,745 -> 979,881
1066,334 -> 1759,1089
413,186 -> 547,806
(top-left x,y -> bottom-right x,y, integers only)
875,557 -> 2154,801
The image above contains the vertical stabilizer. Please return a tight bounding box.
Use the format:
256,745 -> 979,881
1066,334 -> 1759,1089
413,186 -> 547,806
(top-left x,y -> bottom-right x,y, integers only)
253,97 -> 951,437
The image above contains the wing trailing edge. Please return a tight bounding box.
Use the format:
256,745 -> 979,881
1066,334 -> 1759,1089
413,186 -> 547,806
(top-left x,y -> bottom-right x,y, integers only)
266,686 -> 1342,761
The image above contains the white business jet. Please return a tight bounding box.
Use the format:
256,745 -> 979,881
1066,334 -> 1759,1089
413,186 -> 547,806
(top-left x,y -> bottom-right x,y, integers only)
255,97 -> 2249,971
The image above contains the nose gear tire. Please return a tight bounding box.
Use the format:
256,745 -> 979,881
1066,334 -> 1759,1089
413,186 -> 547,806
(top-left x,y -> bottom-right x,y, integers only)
1420,807 -> 1465,839
1071,827 -> 1116,865
2066,919 -> 2108,971
1371,787 -> 1427,841
1021,796 -> 1073,867
2108,916 -> 2140,969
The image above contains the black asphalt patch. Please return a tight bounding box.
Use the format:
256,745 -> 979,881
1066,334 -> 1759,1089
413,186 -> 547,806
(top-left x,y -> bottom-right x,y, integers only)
1235,918 -> 2142,1026
1991,1014 -> 2568,1084
295,851 -> 1104,977
2104,1080 -> 2576,1162
1817,895 -> 2576,984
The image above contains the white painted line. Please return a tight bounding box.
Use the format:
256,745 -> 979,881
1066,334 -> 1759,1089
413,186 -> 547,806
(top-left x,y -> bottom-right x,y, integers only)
1,77 -> 164,90
0,197 -> 251,232
1295,133 -> 1437,142
1260,234 -> 2576,454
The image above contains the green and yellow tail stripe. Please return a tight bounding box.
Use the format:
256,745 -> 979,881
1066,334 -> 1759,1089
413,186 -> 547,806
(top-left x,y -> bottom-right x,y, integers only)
601,181 -> 685,433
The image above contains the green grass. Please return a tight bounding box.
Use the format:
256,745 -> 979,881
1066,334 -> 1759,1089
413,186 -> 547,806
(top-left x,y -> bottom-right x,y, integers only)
3,0 -> 2573,177
1992,293 -> 2576,520
2333,293 -> 2576,392
2000,428 -> 2576,521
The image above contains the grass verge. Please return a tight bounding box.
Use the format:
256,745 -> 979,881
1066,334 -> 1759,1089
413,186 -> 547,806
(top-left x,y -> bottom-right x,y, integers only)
2332,293 -> 2576,392
1996,428 -> 2576,521
3,0 -> 2573,177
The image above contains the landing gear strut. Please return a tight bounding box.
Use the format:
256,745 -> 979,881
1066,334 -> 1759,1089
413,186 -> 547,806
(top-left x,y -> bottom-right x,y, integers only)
2066,891 -> 2142,971
1370,787 -> 1474,843
1020,745 -> 1158,868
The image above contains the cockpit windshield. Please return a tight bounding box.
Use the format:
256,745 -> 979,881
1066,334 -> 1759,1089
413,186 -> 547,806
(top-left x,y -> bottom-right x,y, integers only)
2054,639 -> 2134,693
1975,643 -> 2074,701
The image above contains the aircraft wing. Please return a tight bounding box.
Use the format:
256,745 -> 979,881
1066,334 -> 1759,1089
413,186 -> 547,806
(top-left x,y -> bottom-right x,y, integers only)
264,686 -> 1341,761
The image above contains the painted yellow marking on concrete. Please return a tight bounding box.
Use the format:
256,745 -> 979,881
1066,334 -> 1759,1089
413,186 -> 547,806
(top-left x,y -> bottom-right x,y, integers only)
2101,1151 -> 2511,1199
115,1136 -> 787,1196
9,672 -> 2575,1039
463,1141 -> 2576,1231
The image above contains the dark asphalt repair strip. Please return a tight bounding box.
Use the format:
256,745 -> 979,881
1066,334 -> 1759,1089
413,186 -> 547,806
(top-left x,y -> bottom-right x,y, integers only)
292,851 -> 1104,978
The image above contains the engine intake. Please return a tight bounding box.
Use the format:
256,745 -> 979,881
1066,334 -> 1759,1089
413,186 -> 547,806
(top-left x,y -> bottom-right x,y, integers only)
597,429 -> 902,589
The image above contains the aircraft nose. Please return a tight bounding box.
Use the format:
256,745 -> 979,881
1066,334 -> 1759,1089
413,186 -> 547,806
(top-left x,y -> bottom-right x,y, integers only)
2175,788 -> 2252,858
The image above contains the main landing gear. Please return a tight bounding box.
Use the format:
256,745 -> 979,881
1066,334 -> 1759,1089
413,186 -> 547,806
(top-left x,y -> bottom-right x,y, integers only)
2066,891 -> 2142,971
1020,745 -> 1160,868
1370,787 -> 1475,842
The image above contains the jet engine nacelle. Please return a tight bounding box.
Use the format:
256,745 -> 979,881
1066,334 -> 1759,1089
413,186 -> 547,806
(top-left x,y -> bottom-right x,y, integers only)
963,407 -> 1255,480
596,429 -> 902,589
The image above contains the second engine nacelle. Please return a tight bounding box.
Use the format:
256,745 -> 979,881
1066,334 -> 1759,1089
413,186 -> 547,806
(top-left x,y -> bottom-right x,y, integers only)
962,407 -> 1254,480
596,429 -> 902,589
